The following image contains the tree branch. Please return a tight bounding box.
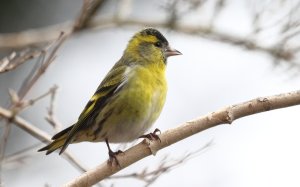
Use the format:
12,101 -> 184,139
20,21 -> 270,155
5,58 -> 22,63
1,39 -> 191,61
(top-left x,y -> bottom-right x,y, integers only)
0,0 -> 106,50
0,18 -> 296,65
0,49 -> 43,73
64,90 -> 300,187
73,0 -> 106,31
0,107 -> 88,173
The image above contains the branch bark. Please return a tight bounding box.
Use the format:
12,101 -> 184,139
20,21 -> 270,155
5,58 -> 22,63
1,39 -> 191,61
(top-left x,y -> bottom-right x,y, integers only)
64,90 -> 300,187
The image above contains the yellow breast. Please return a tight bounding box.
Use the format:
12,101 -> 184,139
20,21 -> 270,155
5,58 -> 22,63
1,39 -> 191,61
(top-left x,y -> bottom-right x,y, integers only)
99,62 -> 167,142
124,62 -> 167,123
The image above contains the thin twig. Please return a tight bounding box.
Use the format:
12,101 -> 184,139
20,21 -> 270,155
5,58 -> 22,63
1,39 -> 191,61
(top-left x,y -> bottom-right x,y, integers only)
7,85 -> 59,113
0,49 -> 43,73
0,107 -> 88,173
44,85 -> 62,132
3,143 -> 41,169
110,140 -> 212,186
0,33 -> 67,182
18,32 -> 66,99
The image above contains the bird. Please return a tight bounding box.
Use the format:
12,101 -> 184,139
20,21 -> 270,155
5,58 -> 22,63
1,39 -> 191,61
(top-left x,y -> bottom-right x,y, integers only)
38,28 -> 182,164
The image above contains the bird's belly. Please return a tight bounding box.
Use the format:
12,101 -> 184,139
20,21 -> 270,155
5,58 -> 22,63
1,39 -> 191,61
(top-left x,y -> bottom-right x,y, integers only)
92,84 -> 166,143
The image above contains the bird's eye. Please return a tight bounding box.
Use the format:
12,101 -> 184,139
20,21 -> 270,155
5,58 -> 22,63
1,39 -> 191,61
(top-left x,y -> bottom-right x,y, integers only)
154,42 -> 162,48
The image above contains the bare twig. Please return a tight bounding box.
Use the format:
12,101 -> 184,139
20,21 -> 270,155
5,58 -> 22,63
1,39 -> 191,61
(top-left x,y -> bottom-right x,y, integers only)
73,0 -> 106,31
64,90 -> 300,187
9,85 -> 60,121
0,121 -> 11,184
0,49 -> 43,73
110,141 -> 212,187
3,143 -> 41,170
0,107 -> 88,173
0,33 -> 67,182
7,86 -> 59,114
18,32 -> 66,99
44,85 -> 62,132
0,86 -> 60,169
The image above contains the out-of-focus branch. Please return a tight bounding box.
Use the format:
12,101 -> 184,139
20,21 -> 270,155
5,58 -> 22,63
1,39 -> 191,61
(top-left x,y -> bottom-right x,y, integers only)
3,143 -> 41,170
0,32 -> 67,184
73,0 -> 106,31
110,141 -> 212,186
17,32 -> 66,98
0,107 -> 88,173
0,23 -> 71,49
0,18 -> 297,65
45,85 -> 62,132
0,49 -> 43,73
0,32 -> 65,153
64,90 -> 300,187
0,0 -> 106,50
91,18 -> 297,63
1,1 -> 299,69
7,85 -> 58,113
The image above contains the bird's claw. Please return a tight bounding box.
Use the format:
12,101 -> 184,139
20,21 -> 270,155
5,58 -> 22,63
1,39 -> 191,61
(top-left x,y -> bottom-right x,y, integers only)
139,128 -> 161,143
108,149 -> 123,167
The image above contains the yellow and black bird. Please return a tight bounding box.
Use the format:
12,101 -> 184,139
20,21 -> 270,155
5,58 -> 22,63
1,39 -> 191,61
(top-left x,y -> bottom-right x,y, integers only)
38,28 -> 182,163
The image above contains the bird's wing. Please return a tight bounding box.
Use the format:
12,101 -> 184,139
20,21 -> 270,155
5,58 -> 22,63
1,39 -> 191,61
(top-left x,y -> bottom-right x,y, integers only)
59,63 -> 129,154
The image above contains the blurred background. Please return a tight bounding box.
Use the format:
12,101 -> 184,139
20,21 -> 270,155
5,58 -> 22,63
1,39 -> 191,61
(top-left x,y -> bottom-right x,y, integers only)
1,0 -> 300,186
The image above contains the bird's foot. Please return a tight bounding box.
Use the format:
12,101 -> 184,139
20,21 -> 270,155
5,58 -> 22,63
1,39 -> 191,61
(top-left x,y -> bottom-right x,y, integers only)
139,128 -> 161,143
107,149 -> 123,167
105,138 -> 123,167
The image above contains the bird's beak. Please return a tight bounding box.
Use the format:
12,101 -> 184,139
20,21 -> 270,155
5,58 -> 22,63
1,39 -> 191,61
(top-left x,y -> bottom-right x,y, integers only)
165,46 -> 182,57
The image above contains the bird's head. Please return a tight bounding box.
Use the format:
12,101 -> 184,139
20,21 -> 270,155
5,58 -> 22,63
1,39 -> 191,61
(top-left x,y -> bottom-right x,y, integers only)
124,28 -> 182,64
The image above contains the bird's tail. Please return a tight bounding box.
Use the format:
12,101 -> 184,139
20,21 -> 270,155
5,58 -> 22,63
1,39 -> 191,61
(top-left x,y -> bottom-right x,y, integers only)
38,137 -> 66,155
38,125 -> 73,155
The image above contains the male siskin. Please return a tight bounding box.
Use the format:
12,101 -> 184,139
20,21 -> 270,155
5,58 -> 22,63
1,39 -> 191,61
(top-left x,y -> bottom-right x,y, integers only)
38,28 -> 182,163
